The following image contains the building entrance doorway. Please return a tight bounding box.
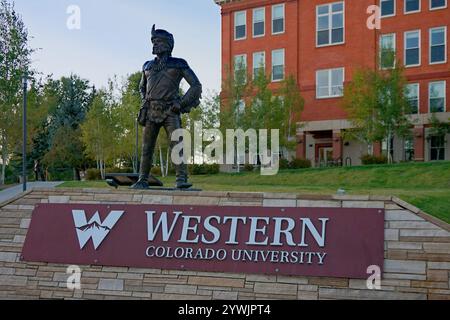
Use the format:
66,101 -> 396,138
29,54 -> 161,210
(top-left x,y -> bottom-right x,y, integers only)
316,143 -> 333,167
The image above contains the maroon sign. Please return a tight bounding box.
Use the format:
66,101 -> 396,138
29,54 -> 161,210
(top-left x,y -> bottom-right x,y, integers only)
21,204 -> 384,279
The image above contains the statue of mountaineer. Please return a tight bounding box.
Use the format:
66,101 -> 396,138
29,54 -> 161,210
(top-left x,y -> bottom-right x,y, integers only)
131,25 -> 202,190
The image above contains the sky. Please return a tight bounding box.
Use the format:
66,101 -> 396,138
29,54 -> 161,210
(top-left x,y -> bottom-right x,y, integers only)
13,0 -> 222,95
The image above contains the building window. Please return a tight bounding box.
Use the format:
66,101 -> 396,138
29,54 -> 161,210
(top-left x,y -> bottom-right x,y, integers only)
316,2 -> 344,47
404,30 -> 420,67
253,51 -> 265,79
430,136 -> 445,160
234,54 -> 247,83
316,68 -> 344,99
405,83 -> 419,114
430,0 -> 447,10
253,8 -> 265,38
404,137 -> 415,161
381,0 -> 396,17
272,4 -> 285,34
380,33 -> 396,69
430,27 -> 447,64
235,11 -> 246,40
272,49 -> 285,82
404,0 -> 421,13
429,81 -> 446,113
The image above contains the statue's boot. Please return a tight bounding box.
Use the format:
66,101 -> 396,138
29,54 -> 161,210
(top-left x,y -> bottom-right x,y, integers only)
130,176 -> 150,190
176,174 -> 192,189
176,181 -> 193,189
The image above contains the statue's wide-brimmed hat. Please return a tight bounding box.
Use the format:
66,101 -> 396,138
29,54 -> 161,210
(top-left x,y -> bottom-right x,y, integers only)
151,24 -> 174,52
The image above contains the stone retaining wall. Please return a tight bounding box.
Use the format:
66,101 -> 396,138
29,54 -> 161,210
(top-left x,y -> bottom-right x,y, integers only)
0,188 -> 449,300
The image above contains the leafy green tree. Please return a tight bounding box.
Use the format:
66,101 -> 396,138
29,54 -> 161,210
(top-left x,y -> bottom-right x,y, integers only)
343,53 -> 412,163
114,72 -> 142,172
428,115 -> 450,161
0,0 -> 34,184
81,90 -> 117,179
42,74 -> 94,180
43,126 -> 86,180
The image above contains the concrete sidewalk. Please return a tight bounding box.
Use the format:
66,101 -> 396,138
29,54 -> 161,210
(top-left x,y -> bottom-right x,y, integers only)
0,181 -> 63,205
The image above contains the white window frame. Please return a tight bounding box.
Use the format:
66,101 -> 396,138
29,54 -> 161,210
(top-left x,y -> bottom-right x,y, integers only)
429,81 -> 446,113
405,83 -> 420,114
253,51 -> 266,79
272,4 -> 285,35
234,11 -> 247,41
316,67 -> 345,99
380,33 -> 397,69
404,30 -> 421,68
429,0 -> 447,10
271,49 -> 285,82
316,1 -> 345,48
252,7 -> 265,38
404,0 -> 421,14
381,0 -> 396,18
429,26 -> 447,65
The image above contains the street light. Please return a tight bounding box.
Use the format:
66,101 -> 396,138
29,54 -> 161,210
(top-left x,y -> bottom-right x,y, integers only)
135,115 -> 139,174
22,75 -> 28,192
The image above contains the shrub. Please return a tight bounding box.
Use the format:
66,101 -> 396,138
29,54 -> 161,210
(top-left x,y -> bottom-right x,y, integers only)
189,164 -> 220,175
151,166 -> 162,176
106,167 -> 134,174
289,159 -> 312,169
86,169 -> 101,181
206,164 -> 220,174
244,164 -> 254,172
361,154 -> 388,165
279,158 -> 290,170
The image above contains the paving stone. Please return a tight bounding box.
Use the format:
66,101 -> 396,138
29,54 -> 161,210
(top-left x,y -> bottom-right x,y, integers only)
254,282 -> 297,295
385,211 -> 424,221
389,221 -> 440,230
213,291 -> 238,300
48,196 -> 70,204
297,291 -> 318,300
387,241 -> 422,250
141,195 -> 173,204
400,229 -> 450,238
319,288 -> 426,300
0,252 -> 18,262
188,276 -> 244,288
423,243 -> 450,254
342,201 -> 384,208
263,199 -> 297,207
165,284 -> 197,295
297,200 -> 341,208
384,260 -> 426,274
428,262 -> 450,270
382,272 -> 425,281
98,279 -> 124,291
0,275 -> 27,286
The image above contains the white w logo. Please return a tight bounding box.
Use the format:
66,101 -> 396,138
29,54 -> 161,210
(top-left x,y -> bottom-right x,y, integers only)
72,210 -> 124,250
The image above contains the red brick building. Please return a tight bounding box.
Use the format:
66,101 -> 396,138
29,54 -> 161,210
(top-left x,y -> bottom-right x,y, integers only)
215,0 -> 450,166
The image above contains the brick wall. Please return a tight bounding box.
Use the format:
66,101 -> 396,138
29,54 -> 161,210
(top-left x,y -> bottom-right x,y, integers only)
0,188 -> 449,300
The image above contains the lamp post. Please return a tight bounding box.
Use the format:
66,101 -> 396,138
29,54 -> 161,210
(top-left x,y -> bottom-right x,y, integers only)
135,116 -> 139,174
22,75 -> 28,192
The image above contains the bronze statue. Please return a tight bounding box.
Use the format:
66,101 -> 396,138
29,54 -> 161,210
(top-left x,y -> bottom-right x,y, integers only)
131,25 -> 202,190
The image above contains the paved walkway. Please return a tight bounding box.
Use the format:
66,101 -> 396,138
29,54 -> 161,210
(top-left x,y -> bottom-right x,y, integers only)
0,182 -> 63,204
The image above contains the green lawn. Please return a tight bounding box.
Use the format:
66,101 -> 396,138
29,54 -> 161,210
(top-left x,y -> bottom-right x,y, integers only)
59,161 -> 450,224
